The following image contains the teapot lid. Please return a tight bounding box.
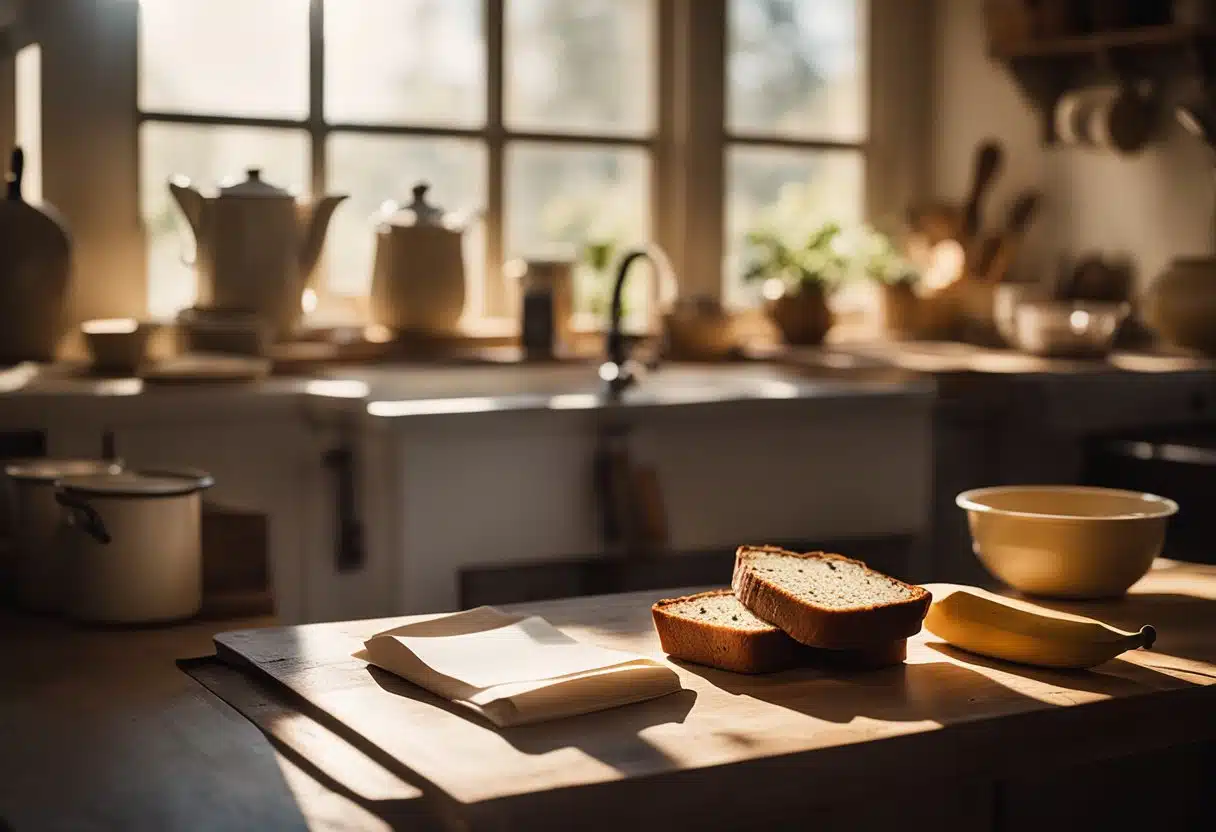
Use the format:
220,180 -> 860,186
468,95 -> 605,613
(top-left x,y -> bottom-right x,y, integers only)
405,183 -> 445,224
380,182 -> 452,227
219,168 -> 293,199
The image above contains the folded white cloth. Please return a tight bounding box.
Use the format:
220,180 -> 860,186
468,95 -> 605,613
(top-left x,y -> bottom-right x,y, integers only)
354,606 -> 682,727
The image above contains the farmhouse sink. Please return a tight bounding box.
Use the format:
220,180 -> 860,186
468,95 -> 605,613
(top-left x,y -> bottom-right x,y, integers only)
320,361 -> 821,404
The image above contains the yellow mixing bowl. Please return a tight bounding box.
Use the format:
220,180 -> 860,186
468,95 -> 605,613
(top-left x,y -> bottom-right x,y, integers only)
956,485 -> 1178,599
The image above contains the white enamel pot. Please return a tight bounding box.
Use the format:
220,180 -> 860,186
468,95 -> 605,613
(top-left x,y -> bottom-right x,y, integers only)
55,468 -> 214,624
4,458 -> 123,612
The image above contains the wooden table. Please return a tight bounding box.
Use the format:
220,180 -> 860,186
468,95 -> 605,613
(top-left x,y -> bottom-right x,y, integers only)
0,612 -> 402,831
215,560 -> 1216,831
3,561 -> 1216,831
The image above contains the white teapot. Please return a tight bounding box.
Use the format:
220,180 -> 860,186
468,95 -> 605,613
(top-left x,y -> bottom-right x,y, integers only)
169,169 -> 346,338
369,183 -> 474,336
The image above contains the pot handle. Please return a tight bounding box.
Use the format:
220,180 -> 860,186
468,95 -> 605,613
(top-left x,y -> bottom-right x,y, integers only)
55,491 -> 112,545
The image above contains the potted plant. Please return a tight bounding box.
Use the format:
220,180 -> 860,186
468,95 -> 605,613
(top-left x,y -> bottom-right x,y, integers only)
852,224 -> 925,339
742,221 -> 848,345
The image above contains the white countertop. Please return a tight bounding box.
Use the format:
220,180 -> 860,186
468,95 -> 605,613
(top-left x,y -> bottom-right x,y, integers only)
0,359 -> 936,425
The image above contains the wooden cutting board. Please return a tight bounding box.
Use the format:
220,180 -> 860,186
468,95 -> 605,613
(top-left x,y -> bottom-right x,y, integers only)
214,563 -> 1216,831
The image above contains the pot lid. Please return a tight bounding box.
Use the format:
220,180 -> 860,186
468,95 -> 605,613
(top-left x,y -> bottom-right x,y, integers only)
218,168 -> 293,199
5,459 -> 123,483
58,468 -> 214,497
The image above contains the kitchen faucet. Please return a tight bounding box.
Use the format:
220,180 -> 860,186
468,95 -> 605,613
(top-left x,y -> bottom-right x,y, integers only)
601,244 -> 674,397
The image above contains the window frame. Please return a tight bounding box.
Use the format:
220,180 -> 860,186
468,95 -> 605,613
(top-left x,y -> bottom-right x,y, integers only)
11,0 -> 930,331
136,0 -> 667,321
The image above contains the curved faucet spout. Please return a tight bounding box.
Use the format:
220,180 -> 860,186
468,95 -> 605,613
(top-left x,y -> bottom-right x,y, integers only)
603,243 -> 675,397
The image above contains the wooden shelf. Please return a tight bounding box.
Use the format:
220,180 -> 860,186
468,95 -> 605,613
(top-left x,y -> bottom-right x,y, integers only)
993,23 -> 1216,60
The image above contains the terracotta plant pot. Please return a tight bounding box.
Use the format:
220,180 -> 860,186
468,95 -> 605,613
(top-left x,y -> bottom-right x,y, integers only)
766,284 -> 834,346
1143,257 -> 1216,355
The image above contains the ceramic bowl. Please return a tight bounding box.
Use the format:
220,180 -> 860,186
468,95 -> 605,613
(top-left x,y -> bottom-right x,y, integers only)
957,485 -> 1178,599
81,319 -> 153,374
1011,301 -> 1129,358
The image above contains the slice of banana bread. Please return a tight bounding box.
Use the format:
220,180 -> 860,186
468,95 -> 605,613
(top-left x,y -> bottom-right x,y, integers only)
652,589 -> 907,673
732,546 -> 932,649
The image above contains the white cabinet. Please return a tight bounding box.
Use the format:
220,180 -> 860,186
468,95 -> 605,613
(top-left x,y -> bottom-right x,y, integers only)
344,391 -> 935,617
1,371 -> 936,623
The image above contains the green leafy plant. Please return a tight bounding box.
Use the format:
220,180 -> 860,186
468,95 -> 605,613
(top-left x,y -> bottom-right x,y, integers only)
742,220 -> 850,297
852,223 -> 917,286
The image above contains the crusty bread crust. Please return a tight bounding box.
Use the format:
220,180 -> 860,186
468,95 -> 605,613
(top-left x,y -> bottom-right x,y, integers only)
652,588 -> 910,673
652,590 -> 803,673
731,546 -> 932,649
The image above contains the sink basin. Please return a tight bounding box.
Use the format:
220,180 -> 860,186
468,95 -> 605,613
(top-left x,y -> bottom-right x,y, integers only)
321,361 -> 812,403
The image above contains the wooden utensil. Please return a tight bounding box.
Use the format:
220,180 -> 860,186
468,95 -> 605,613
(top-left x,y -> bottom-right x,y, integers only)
962,140 -> 1003,240
980,190 -> 1041,283
909,140 -> 1003,249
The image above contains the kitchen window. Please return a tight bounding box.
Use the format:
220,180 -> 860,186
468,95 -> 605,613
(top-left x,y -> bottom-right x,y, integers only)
724,0 -> 866,308
10,0 -> 928,328
138,0 -> 656,322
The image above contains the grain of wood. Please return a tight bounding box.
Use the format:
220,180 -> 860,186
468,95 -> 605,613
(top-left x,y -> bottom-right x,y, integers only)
214,560 -> 1216,831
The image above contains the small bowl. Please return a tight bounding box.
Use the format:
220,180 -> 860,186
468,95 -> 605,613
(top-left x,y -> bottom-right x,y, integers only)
992,282 -> 1048,346
957,485 -> 1178,599
81,319 -> 153,374
1011,300 -> 1129,358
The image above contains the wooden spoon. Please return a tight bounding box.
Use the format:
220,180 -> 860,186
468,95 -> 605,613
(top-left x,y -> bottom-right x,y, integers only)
981,191 -> 1042,284
962,140 -> 1004,241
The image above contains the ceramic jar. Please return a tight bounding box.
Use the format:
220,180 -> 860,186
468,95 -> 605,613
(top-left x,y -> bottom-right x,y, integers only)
369,183 -> 472,336
1143,257 -> 1216,355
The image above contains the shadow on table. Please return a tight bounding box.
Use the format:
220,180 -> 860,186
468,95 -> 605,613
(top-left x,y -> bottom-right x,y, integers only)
924,642 -> 1197,695
673,657 -> 1047,726
183,657 -> 443,831
1026,592 -> 1216,667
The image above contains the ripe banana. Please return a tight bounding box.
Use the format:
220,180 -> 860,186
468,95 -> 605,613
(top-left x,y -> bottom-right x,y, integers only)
922,584 -> 1156,670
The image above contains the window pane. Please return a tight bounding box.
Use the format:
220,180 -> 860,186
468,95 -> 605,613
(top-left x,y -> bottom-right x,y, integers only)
505,0 -> 655,136
728,0 -> 865,141
326,135 -> 487,312
506,144 -> 650,318
325,0 -> 485,128
139,0 -> 309,118
724,145 -> 863,307
141,123 -> 310,319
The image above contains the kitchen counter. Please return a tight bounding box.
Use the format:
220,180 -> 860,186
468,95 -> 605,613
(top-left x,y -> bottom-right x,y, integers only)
7,561 -> 1210,830
0,359 -> 938,622
0,358 -> 932,417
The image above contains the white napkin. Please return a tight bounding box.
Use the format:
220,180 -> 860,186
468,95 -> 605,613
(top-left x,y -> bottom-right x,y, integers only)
354,606 -> 682,727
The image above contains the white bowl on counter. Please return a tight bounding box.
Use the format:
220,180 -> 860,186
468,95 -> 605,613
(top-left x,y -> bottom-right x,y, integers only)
1010,301 -> 1130,358
957,485 -> 1177,599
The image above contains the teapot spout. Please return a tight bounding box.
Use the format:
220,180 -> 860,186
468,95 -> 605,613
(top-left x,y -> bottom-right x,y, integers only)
299,194 -> 348,280
168,176 -> 206,242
